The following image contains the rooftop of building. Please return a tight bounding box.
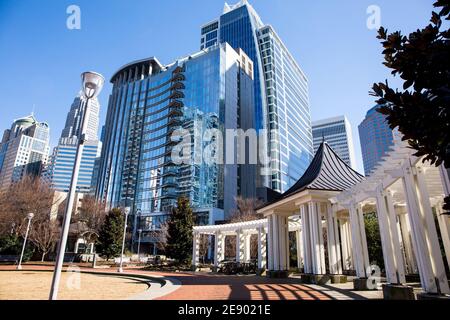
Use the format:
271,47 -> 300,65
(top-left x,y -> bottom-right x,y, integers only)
312,115 -> 348,127
13,113 -> 48,128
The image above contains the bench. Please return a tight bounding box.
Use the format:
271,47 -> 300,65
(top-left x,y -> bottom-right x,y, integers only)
0,255 -> 19,264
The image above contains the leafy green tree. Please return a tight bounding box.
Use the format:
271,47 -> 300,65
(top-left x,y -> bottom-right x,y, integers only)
96,208 -> 125,259
166,197 -> 194,264
364,213 -> 385,271
371,1 -> 450,211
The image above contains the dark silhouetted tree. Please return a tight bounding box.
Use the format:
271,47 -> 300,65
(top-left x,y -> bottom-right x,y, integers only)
371,1 -> 450,211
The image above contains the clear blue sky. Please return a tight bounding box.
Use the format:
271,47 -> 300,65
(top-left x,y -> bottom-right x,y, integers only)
0,0 -> 433,172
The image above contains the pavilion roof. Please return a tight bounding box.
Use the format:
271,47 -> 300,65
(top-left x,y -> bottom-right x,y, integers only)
282,142 -> 365,197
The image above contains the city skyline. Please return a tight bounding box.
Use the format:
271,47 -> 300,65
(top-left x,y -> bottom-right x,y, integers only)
0,0 -> 431,174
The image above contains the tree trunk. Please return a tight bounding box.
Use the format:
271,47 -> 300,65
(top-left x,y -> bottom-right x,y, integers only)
41,251 -> 46,262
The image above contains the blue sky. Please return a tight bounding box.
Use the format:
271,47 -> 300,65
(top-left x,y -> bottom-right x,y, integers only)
0,0 -> 433,172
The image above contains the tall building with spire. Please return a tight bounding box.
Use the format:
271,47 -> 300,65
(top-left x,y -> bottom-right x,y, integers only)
200,0 -> 313,192
61,92 -> 100,141
47,92 -> 102,194
0,114 -> 50,190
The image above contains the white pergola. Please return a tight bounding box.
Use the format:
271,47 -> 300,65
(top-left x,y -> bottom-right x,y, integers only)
192,218 -> 301,271
335,139 -> 450,295
191,139 -> 450,297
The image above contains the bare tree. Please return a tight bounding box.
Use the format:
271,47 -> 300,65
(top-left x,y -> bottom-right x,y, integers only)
0,176 -> 62,237
73,195 -> 106,246
29,216 -> 58,261
148,221 -> 169,254
226,197 -> 264,260
229,196 -> 264,222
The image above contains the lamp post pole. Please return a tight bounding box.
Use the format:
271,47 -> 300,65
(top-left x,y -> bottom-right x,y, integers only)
17,212 -> 34,270
137,229 -> 142,262
49,72 -> 104,300
118,207 -> 131,273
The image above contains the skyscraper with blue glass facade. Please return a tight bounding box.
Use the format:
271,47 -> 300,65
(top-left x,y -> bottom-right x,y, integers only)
200,0 -> 313,192
47,93 -> 102,194
96,43 -> 255,250
358,105 -> 397,175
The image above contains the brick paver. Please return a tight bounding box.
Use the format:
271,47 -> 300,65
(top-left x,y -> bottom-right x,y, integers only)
0,264 -> 382,300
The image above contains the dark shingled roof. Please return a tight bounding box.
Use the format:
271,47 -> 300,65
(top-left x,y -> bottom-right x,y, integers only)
257,142 -> 365,210
282,142 -> 365,198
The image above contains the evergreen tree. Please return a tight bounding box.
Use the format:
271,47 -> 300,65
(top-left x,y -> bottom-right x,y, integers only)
166,197 -> 194,264
96,208 -> 125,259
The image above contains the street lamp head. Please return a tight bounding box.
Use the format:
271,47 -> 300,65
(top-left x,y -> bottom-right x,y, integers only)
81,71 -> 104,99
124,207 -> 131,215
27,212 -> 34,220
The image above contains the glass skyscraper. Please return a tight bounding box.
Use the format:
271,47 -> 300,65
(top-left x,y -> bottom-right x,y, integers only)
312,116 -> 357,169
358,105 -> 398,175
47,92 -> 102,194
96,43 -> 255,250
200,0 -> 313,192
0,114 -> 50,190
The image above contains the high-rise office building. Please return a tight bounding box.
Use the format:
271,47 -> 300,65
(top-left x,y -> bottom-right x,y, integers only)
47,92 -> 102,193
61,92 -> 100,141
0,114 -> 50,190
96,43 -> 255,252
312,116 -> 357,169
200,0 -> 313,192
358,105 -> 398,175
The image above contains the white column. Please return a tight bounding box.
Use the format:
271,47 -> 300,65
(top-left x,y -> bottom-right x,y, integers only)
345,221 -> 354,269
437,165 -> 450,269
358,204 -> 370,270
415,166 -> 449,293
214,232 -> 225,268
385,191 -> 407,283
267,215 -> 274,271
349,203 -> 369,278
326,203 -> 340,274
402,163 -> 449,294
435,202 -> 450,269
333,208 -> 343,274
301,204 -> 312,273
257,227 -> 267,270
295,229 -> 303,270
243,233 -> 251,262
236,229 -> 244,263
192,232 -> 200,269
375,188 -> 406,284
339,218 -> 350,271
268,213 -> 290,271
272,214 -> 279,270
279,215 -> 290,271
309,202 -> 326,274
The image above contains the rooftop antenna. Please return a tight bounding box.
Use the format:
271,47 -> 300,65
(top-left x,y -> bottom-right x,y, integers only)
322,132 -> 326,144
31,104 -> 35,117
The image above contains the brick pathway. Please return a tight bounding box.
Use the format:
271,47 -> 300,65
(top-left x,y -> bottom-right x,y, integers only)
0,264 -> 382,300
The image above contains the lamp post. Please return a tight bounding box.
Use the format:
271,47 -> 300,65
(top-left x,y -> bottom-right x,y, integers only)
17,212 -> 34,270
137,229 -> 142,262
118,207 -> 131,273
49,71 -> 104,300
